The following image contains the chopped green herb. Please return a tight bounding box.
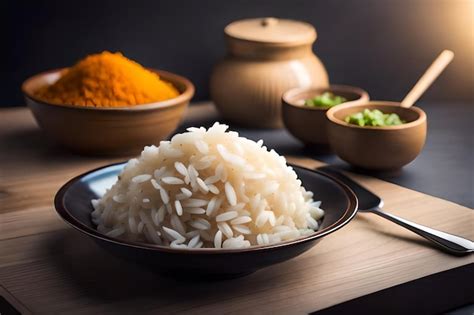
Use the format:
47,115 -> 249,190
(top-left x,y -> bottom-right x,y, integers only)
305,92 -> 347,108
344,109 -> 405,127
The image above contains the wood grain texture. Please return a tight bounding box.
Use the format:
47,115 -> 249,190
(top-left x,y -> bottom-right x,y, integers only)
0,105 -> 472,314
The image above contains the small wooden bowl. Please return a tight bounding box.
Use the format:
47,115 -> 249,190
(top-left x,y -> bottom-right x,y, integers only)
326,101 -> 427,170
22,69 -> 194,156
282,85 -> 369,148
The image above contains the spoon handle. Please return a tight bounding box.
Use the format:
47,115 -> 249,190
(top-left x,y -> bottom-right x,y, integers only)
371,208 -> 473,255
401,49 -> 454,108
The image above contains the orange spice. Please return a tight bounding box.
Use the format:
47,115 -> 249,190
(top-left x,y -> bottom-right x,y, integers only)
35,51 -> 179,107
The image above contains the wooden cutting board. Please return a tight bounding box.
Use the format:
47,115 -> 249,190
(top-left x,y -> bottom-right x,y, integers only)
0,106 -> 472,315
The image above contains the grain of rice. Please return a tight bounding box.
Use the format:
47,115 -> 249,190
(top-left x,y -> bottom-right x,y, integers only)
157,205 -> 166,223
170,240 -> 187,248
306,216 -> 319,230
132,174 -> 151,184
277,229 -> 300,240
205,196 -> 220,217
159,188 -> 170,204
216,211 -> 238,222
232,224 -> 251,235
214,230 -> 223,248
196,177 -> 209,193
180,187 -> 192,197
175,200 -> 183,216
174,162 -> 188,177
204,175 -> 220,185
225,182 -> 237,206
256,211 -> 270,227
162,176 -> 185,185
217,144 -> 246,166
188,234 -> 200,248
184,207 -> 206,214
189,218 -> 211,230
311,200 -> 321,207
150,179 -> 162,190
182,198 -> 208,208
186,127 -> 201,132
231,216 -> 252,225
218,222 -> 233,238
163,226 -> 185,243
268,211 -> 276,226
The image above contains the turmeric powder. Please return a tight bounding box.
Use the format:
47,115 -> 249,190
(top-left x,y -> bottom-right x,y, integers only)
35,51 -> 180,107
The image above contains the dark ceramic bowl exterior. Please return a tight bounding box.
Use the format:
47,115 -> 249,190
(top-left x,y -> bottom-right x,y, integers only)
22,69 -> 195,156
326,101 -> 427,170
54,163 -> 358,279
282,85 -> 369,148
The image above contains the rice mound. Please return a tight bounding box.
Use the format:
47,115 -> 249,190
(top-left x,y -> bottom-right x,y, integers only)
91,123 -> 324,249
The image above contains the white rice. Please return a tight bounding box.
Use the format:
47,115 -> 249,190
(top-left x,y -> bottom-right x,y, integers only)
91,122 -> 324,249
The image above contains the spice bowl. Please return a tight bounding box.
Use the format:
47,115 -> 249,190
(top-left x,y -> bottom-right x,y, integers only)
22,69 -> 194,156
282,85 -> 369,149
326,101 -> 427,170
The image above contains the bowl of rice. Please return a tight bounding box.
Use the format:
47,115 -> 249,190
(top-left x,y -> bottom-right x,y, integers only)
55,123 -> 357,278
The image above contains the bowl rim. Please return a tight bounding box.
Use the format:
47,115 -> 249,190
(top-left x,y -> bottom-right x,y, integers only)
282,84 -> 370,112
326,100 -> 427,130
22,68 -> 195,111
54,162 -> 358,254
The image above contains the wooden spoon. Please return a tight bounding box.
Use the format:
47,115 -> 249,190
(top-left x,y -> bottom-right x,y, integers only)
401,50 -> 454,108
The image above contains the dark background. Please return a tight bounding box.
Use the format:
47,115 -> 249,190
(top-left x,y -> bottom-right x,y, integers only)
2,0 -> 473,107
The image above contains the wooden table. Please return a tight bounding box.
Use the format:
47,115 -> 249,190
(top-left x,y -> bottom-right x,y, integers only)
1,104 -> 473,314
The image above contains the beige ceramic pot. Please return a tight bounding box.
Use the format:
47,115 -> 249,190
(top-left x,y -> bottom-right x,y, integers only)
210,17 -> 329,128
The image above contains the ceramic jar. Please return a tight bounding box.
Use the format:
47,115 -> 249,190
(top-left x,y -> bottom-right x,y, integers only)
210,17 -> 329,128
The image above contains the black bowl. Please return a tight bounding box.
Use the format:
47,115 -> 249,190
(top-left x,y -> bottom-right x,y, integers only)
55,163 -> 357,279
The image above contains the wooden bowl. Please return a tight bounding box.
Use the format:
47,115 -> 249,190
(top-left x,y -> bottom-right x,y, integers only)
282,85 -> 369,148
22,69 -> 194,156
54,162 -> 357,279
326,101 -> 427,170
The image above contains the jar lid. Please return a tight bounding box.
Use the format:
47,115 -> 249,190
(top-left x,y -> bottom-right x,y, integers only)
225,17 -> 316,46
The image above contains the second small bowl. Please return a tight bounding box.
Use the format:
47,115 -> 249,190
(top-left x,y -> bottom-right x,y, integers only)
326,101 -> 427,170
282,85 -> 369,148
